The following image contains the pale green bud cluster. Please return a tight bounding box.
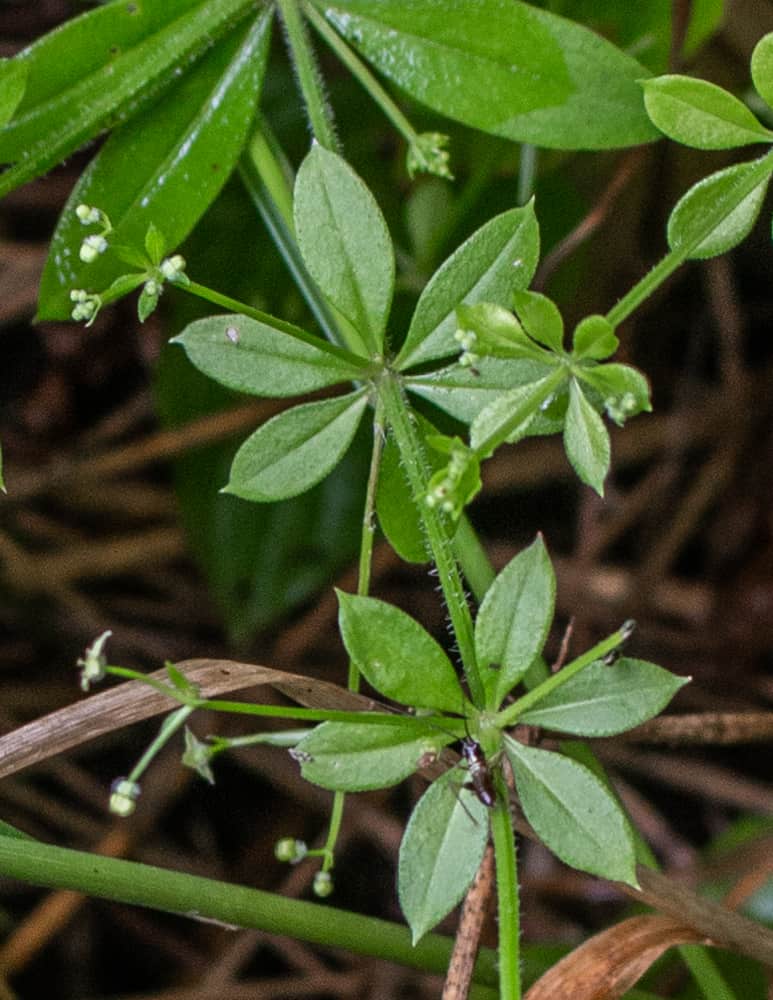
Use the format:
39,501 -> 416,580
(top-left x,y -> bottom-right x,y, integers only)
313,871 -> 334,897
454,327 -> 480,368
274,838 -> 308,863
69,289 -> 102,325
109,777 -> 141,817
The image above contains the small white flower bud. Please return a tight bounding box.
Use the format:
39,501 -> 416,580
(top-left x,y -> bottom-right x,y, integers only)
76,204 -> 101,225
109,778 -> 141,817
275,838 -> 308,863
313,871 -> 333,898
79,234 -> 108,263
144,278 -> 161,296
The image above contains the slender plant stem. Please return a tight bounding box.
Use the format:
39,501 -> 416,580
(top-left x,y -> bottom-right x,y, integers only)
302,0 -> 420,147
0,838 -> 498,991
325,396 -> 387,868
277,0 -> 340,153
490,770 -> 520,1000
378,371 -> 484,706
517,144 -> 538,206
179,279 -> 368,370
453,515 -> 496,603
128,706 -> 194,784
606,149 -> 773,328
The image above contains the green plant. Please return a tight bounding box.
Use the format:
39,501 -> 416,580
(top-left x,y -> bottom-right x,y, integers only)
1,3 -> 772,998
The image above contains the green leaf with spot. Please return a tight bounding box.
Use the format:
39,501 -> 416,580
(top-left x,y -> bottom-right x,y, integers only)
512,290 -> 564,352
172,314 -> 363,398
294,720 -> 450,792
337,591 -> 465,712
475,535 -> 555,706
398,769 -> 489,944
519,658 -> 690,736
505,738 -> 637,885
225,390 -> 368,502
642,75 -> 772,149
294,144 -> 393,354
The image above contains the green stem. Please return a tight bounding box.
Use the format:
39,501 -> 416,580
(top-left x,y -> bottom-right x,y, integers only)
453,515 -> 496,603
180,278 -> 369,370
326,396 -> 386,869
128,706 -> 194,784
606,149 -> 773,328
517,144 -> 538,206
490,770 -> 520,1000
495,621 -> 632,729
378,371 -> 484,706
0,838 -> 498,992
277,0 -> 339,153
302,1 -> 420,148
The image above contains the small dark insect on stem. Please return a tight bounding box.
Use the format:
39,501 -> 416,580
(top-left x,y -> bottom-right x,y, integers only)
460,737 -> 496,809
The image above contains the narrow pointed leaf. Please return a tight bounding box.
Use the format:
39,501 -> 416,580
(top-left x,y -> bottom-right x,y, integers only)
475,535 -> 555,705
294,720 -> 450,792
667,157 -> 773,260
519,658 -> 690,736
172,314 -> 364,397
470,373 -> 564,454
505,738 -> 637,885
751,33 -> 773,110
337,592 -> 464,712
398,769 -> 488,943
225,390 -> 368,502
563,380 -> 610,495
396,204 -> 539,369
294,145 -> 393,352
405,357 -> 558,426
0,0 -> 255,198
37,10 -> 271,319
642,75 -> 773,149
314,0 -> 659,149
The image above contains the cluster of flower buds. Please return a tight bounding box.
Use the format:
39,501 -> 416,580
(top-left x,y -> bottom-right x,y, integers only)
454,327 -> 480,369
69,289 -> 102,326
76,203 -> 113,262
274,837 -> 309,864
109,777 -> 141,817
407,131 -> 453,179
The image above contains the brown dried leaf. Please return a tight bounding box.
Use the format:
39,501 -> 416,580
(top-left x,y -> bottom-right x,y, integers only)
0,658 -> 381,780
525,914 -> 704,1000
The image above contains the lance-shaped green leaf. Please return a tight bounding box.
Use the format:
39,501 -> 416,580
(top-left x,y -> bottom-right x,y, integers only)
576,363 -> 652,428
314,0 -> 659,149
0,58 -> 26,127
667,157 -> 773,260
37,10 -> 271,320
519,658 -> 690,736
563,379 -> 610,495
337,591 -> 465,712
405,357 -> 558,426
293,720 -> 450,792
512,290 -> 564,352
294,144 -> 393,354
0,0 -> 255,198
398,769 -> 488,944
475,535 -> 555,706
572,315 -> 618,361
751,32 -> 773,110
642,75 -> 773,149
505,738 -> 637,886
470,371 -> 566,456
171,314 -> 364,398
224,389 -> 368,502
395,204 -> 540,369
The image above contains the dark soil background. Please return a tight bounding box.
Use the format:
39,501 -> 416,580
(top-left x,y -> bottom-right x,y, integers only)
0,2 -> 771,998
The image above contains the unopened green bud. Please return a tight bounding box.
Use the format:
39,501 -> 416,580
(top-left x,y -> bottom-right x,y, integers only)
79,234 -> 108,263
160,254 -> 186,281
109,778 -> 141,817
313,871 -> 333,897
77,629 -> 112,691
76,204 -> 101,225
